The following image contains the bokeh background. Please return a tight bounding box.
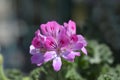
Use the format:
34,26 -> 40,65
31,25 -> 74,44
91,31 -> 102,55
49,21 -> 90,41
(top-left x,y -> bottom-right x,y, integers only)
0,0 -> 120,74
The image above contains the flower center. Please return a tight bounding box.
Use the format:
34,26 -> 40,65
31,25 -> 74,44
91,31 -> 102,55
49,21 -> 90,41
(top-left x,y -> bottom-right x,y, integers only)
39,47 -> 46,53
56,48 -> 61,55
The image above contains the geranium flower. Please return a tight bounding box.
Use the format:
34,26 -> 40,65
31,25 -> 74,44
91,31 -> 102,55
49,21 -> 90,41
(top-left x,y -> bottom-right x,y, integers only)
30,20 -> 87,71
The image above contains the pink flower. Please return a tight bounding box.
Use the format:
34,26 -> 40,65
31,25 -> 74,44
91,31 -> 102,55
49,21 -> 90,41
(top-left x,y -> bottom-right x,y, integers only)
30,20 -> 87,71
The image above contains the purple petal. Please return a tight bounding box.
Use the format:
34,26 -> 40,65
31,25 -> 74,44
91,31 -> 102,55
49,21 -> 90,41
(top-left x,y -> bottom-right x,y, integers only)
65,20 -> 76,35
47,21 -> 59,33
35,29 -> 40,36
73,51 -> 80,56
77,35 -> 87,46
81,47 -> 87,55
40,24 -> 48,35
31,53 -> 44,65
64,22 -> 68,27
47,21 -> 62,38
37,63 -> 42,66
72,42 -> 83,50
62,51 -> 80,62
70,34 -> 78,43
40,21 -> 62,37
52,57 -> 62,71
64,52 -> 75,62
31,36 -> 41,48
30,45 -> 35,54
44,51 -> 56,62
30,45 -> 39,55
58,32 -> 69,47
45,37 -> 57,50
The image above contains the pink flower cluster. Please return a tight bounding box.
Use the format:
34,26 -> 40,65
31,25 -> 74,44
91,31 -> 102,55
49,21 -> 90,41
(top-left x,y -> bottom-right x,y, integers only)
30,20 -> 87,71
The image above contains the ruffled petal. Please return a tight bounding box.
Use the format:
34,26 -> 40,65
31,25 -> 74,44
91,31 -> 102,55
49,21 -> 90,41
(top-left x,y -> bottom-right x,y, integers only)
52,57 -> 62,71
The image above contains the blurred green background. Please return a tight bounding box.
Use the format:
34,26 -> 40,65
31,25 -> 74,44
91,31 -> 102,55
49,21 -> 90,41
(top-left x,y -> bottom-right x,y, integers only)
0,0 -> 120,80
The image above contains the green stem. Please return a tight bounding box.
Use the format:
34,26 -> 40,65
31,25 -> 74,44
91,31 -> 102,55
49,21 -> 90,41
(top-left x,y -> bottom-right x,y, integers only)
0,65 -> 8,80
56,72 -> 59,80
0,54 -> 9,80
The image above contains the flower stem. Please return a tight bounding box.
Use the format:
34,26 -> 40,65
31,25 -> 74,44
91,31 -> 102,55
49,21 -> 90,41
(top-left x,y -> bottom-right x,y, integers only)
56,71 -> 59,80
0,54 -> 9,80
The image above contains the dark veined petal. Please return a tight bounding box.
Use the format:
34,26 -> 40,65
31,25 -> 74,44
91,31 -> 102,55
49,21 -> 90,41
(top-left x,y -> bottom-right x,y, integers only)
58,29 -> 69,47
40,21 -> 62,38
45,36 -> 57,50
70,34 -> 78,43
32,36 -> 41,48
